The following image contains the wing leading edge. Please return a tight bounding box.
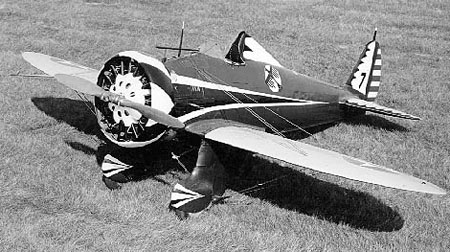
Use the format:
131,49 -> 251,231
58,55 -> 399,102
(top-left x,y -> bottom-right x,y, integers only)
22,52 -> 98,84
203,126 -> 445,195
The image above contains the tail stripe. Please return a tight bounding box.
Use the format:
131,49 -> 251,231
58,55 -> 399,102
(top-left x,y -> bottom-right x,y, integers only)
368,86 -> 380,92
366,92 -> 378,99
346,31 -> 382,101
366,47 -> 381,101
370,81 -> 380,88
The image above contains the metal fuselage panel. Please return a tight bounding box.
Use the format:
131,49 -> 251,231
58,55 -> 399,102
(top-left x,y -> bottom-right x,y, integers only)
165,53 -> 351,132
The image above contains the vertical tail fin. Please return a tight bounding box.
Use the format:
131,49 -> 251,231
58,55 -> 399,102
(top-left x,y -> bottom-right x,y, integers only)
346,29 -> 381,101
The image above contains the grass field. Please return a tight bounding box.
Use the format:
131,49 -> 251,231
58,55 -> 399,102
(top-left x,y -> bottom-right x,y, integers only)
1,0 -> 450,251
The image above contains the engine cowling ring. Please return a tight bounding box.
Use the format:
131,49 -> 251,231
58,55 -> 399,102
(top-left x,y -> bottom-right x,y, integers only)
95,51 -> 174,148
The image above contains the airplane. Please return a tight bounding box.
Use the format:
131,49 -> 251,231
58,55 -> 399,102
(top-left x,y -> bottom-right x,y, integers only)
21,29 -> 446,219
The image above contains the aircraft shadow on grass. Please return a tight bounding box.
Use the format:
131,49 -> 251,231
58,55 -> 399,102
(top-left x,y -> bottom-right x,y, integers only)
225,152 -> 405,232
31,97 -> 405,232
345,114 -> 409,132
32,97 -> 102,137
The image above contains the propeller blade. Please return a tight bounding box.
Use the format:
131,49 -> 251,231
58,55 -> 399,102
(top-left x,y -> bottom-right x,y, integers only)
119,99 -> 185,129
54,73 -> 105,96
54,74 -> 185,129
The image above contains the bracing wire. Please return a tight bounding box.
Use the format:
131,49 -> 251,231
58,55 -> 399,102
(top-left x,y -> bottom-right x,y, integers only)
194,67 -> 287,138
192,63 -> 315,140
74,91 -> 97,117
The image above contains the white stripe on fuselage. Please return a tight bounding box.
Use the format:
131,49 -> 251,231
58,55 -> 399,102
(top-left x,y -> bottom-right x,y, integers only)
173,74 -> 328,122
178,101 -> 328,122
173,74 -> 305,102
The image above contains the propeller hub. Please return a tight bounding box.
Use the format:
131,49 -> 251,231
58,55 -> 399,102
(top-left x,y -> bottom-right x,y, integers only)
108,73 -> 149,127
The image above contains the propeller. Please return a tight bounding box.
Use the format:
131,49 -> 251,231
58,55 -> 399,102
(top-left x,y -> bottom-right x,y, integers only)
54,74 -> 185,129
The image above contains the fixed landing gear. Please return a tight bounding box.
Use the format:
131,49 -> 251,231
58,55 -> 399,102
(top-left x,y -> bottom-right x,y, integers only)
99,139 -> 229,219
169,140 -> 226,219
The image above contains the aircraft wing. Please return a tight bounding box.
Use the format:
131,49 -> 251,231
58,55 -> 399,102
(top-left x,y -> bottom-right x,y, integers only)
186,120 -> 445,195
22,52 -> 98,84
341,98 -> 420,120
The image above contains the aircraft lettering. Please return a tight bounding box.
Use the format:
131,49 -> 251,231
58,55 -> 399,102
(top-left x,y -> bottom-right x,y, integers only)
190,86 -> 202,92
358,72 -> 367,89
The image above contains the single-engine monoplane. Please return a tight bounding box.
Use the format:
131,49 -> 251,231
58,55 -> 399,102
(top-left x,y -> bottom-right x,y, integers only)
22,29 -> 446,218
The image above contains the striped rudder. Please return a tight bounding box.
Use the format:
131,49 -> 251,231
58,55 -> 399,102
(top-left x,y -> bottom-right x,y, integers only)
346,29 -> 382,101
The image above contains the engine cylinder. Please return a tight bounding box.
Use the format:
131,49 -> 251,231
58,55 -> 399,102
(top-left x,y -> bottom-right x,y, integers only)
95,52 -> 174,148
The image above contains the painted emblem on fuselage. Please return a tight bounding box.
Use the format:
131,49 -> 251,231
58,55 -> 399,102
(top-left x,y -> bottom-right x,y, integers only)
264,65 -> 282,92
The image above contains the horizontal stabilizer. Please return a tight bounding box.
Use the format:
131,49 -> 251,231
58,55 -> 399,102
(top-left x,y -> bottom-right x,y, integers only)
341,98 -> 420,120
205,126 -> 445,195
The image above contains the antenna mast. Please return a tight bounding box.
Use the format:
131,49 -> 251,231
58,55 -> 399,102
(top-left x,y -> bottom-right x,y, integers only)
178,21 -> 185,57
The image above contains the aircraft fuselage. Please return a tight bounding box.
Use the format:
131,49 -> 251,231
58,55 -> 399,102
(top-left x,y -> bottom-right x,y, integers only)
165,53 -> 353,134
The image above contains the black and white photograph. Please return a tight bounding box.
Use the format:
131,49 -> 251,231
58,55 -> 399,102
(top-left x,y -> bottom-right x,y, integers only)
1,0 -> 449,251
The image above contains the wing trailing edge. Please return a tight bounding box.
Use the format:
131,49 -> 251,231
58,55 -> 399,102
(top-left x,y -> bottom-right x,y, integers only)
204,126 -> 445,195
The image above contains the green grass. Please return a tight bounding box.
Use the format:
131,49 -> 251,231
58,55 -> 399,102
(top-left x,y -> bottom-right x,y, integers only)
1,0 -> 450,251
